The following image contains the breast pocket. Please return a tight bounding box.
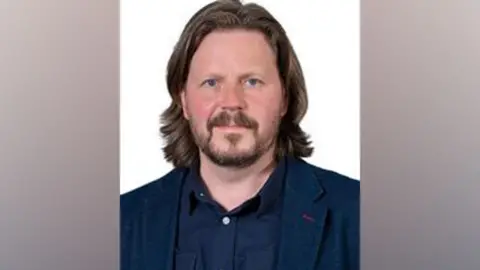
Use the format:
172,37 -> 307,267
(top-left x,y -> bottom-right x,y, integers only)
174,252 -> 197,270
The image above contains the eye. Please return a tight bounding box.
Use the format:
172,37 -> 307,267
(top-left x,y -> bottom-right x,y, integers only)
201,78 -> 217,88
244,78 -> 262,88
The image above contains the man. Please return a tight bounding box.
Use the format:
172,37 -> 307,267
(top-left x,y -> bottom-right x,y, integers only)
121,1 -> 359,270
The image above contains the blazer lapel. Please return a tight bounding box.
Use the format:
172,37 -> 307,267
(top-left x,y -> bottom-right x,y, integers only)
277,158 -> 328,270
143,169 -> 186,270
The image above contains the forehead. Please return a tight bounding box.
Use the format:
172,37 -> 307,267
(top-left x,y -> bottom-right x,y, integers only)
189,29 -> 277,75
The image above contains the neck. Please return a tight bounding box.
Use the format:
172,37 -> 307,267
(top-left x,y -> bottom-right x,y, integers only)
198,149 -> 277,211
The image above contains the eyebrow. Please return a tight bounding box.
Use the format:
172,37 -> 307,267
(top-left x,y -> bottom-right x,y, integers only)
201,72 -> 264,81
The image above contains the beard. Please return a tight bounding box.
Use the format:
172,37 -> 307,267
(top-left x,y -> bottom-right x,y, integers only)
190,111 -> 279,168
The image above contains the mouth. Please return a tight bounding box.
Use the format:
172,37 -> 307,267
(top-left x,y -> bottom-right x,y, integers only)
214,125 -> 248,132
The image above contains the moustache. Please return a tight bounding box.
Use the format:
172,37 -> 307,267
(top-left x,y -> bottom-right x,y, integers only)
207,111 -> 258,131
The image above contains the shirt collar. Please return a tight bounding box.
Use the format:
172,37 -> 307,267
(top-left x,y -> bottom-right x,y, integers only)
184,156 -> 287,216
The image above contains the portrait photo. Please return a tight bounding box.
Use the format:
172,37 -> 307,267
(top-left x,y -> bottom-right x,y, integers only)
120,0 -> 359,269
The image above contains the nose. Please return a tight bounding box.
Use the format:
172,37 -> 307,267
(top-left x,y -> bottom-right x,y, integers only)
218,85 -> 246,110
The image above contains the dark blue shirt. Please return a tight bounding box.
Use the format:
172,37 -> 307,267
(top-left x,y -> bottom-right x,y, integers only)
174,158 -> 287,270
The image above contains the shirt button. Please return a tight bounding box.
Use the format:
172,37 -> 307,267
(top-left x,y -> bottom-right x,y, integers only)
222,216 -> 231,225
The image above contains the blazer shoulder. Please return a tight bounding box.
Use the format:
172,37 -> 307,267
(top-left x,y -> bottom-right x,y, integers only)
305,161 -> 360,204
308,164 -> 359,227
120,167 -> 186,218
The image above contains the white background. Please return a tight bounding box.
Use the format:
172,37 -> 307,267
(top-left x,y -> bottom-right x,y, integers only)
120,0 -> 359,194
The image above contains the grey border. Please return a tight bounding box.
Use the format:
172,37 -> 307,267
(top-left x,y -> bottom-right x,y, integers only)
0,1 -> 119,269
361,0 -> 480,269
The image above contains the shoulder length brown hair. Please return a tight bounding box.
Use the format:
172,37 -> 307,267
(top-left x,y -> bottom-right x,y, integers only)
160,0 -> 313,168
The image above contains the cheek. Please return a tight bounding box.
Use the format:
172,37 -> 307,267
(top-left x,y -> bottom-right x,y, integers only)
249,96 -> 284,131
259,110 -> 282,132
186,94 -> 215,123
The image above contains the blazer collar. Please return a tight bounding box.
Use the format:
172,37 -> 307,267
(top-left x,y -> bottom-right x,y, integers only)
141,168 -> 186,270
284,156 -> 324,200
277,156 -> 329,270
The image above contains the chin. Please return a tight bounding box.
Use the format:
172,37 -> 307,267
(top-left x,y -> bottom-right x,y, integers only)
220,135 -> 255,147
212,142 -> 253,154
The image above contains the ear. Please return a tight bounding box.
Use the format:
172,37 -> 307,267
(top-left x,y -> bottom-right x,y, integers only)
180,89 -> 190,120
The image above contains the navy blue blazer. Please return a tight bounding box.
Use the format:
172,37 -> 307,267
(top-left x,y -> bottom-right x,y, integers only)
121,157 -> 359,270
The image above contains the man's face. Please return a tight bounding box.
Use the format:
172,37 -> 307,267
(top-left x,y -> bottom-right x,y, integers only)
181,29 -> 287,168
